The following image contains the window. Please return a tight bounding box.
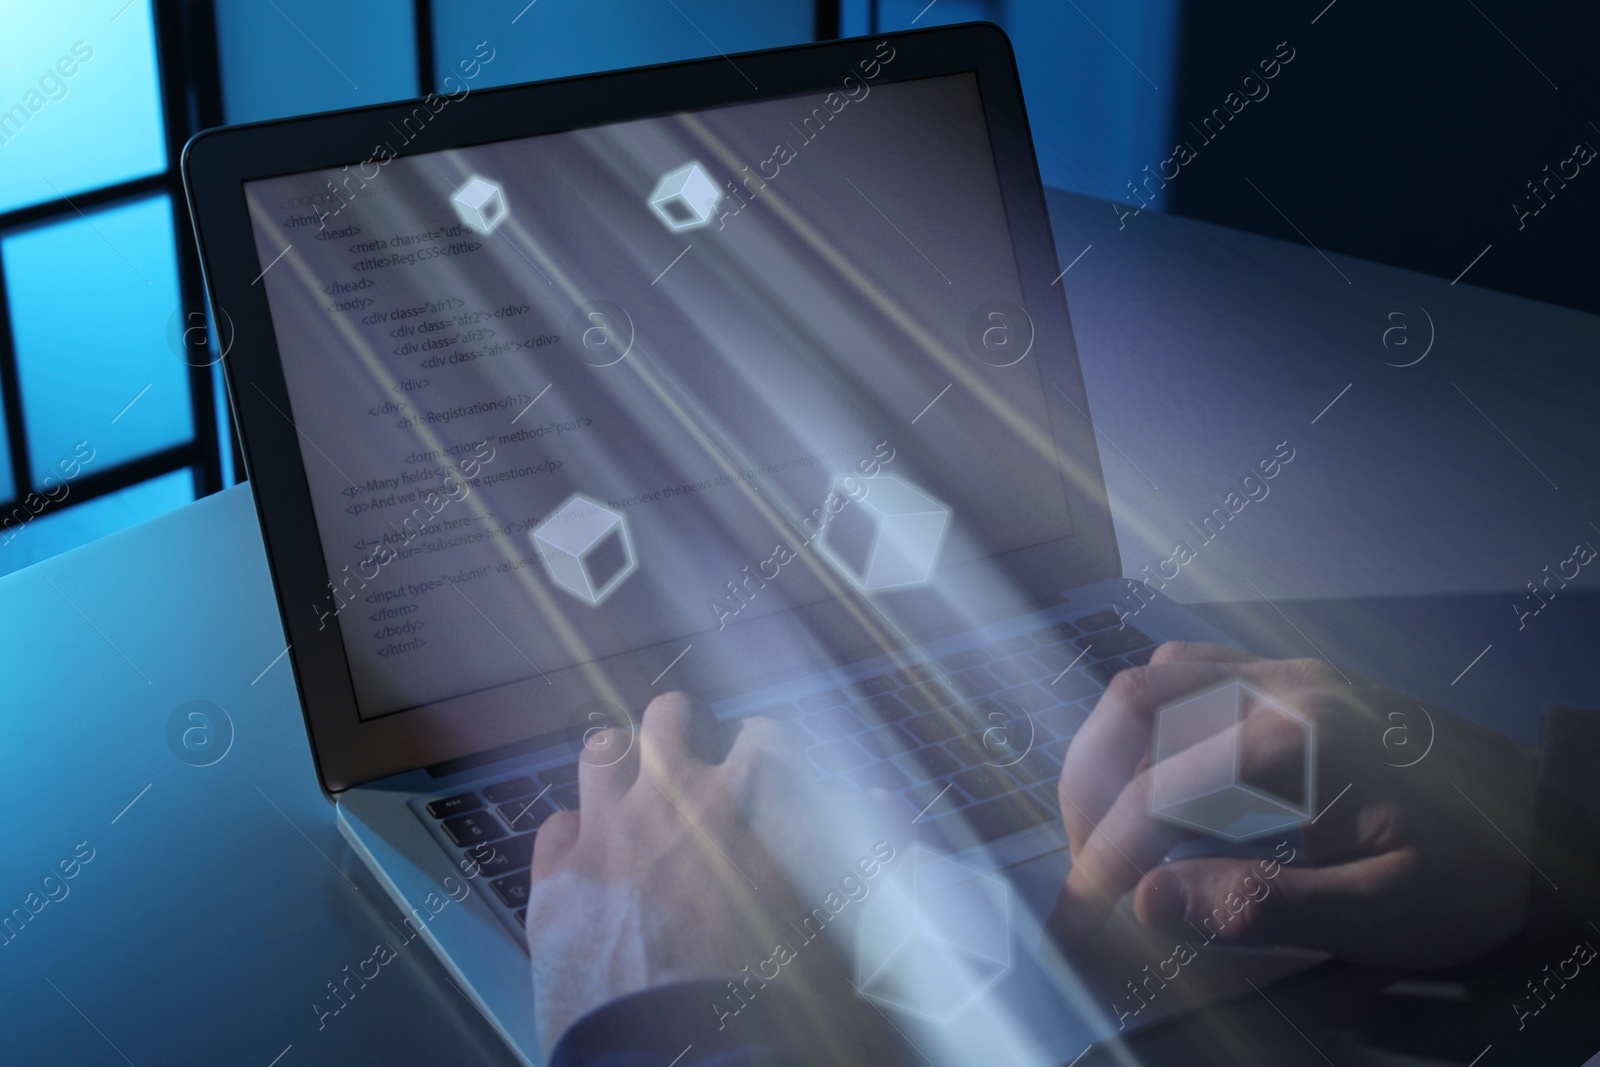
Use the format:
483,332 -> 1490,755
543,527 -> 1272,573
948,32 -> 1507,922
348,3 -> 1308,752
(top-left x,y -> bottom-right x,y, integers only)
0,1 -> 218,577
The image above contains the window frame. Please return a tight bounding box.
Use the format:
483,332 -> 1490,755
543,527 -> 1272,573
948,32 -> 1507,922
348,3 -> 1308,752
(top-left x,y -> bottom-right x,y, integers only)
0,3 -> 226,526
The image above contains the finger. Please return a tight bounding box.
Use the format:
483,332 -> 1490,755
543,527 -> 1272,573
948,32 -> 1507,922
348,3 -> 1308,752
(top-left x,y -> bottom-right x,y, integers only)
1052,766 -> 1196,944
724,716 -> 813,781
727,716 -> 839,834
720,717 -> 805,818
1147,641 -> 1262,666
529,810 -> 580,880
636,691 -> 706,779
724,715 -> 800,764
1059,663 -> 1244,854
1132,851 -> 1410,957
1059,704 -> 1313,943
576,726 -> 641,812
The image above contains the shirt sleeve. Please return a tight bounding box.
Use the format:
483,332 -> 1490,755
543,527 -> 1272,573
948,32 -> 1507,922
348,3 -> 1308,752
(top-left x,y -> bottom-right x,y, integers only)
1525,705 -> 1600,950
549,978 -> 916,1067
1538,706 -> 1600,829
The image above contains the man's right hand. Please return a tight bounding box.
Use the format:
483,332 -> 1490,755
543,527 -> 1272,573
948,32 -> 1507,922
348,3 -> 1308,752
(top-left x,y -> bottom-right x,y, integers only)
1050,642 -> 1540,968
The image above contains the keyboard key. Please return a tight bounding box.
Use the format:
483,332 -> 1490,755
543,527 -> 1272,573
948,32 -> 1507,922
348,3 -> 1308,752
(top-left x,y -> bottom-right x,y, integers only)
851,762 -> 911,791
498,795 -> 558,833
954,766 -> 1017,801
1075,625 -> 1153,660
538,763 -> 580,788
899,746 -> 959,780
1042,668 -> 1102,702
1034,784 -> 1062,813
963,790 -> 1056,840
944,734 -> 991,766
997,684 -> 1055,714
949,666 -> 1002,698
1037,703 -> 1089,739
1085,658 -> 1132,686
483,777 -> 539,804
989,655 -> 1047,685
967,711 -> 1031,764
1127,646 -> 1156,667
463,832 -> 537,877
1004,750 -> 1062,786
986,635 -> 1035,658
809,737 -> 871,773
1032,622 -> 1078,644
1024,716 -> 1058,743
905,712 -> 962,744
859,693 -> 913,722
491,873 -> 531,908
797,689 -> 848,712
893,663 -> 940,685
784,718 -> 818,744
550,783 -> 580,811
747,703 -> 803,720
851,674 -> 897,696
948,700 -> 992,730
441,811 -> 505,847
426,792 -> 482,819
1044,739 -> 1072,764
905,780 -> 966,818
985,710 -> 1049,751
1074,610 -> 1122,633
805,708 -> 861,741
1033,643 -> 1087,672
858,724 -> 913,759
941,648 -> 990,672
900,683 -> 957,713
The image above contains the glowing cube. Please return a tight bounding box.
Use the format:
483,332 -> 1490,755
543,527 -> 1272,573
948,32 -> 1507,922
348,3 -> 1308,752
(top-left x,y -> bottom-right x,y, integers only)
856,847 -> 1011,1022
820,475 -> 949,591
648,162 -> 721,231
452,176 -> 507,234
533,497 -> 636,605
1151,680 -> 1314,840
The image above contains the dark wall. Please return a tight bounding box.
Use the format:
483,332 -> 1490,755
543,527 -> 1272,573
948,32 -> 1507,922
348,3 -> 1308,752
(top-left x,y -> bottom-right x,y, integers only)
1162,0 -> 1599,315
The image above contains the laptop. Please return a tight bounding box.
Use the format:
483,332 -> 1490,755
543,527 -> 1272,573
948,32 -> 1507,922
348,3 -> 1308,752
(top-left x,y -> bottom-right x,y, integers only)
183,22 -> 1249,1064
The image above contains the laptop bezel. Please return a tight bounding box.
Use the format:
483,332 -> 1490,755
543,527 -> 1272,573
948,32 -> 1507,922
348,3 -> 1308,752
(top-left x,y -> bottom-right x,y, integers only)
181,22 -> 1122,797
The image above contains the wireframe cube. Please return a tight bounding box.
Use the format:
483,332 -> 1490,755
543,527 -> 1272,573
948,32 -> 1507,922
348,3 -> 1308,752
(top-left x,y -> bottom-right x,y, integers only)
819,475 -> 949,591
648,162 -> 721,231
1150,680 -> 1315,840
451,176 -> 508,234
856,847 -> 1011,1022
532,496 -> 636,605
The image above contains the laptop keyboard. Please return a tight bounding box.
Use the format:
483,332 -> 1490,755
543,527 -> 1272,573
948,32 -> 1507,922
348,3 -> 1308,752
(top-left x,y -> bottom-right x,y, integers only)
414,609 -> 1156,942
419,767 -> 579,927
753,614 -> 1155,850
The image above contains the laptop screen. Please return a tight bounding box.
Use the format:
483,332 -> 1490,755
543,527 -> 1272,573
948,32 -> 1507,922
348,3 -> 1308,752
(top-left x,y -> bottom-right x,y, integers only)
243,69 -> 1075,722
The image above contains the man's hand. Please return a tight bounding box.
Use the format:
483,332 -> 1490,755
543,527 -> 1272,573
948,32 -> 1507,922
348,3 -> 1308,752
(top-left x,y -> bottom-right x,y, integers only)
1050,642 -> 1540,968
525,692 -> 849,1054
